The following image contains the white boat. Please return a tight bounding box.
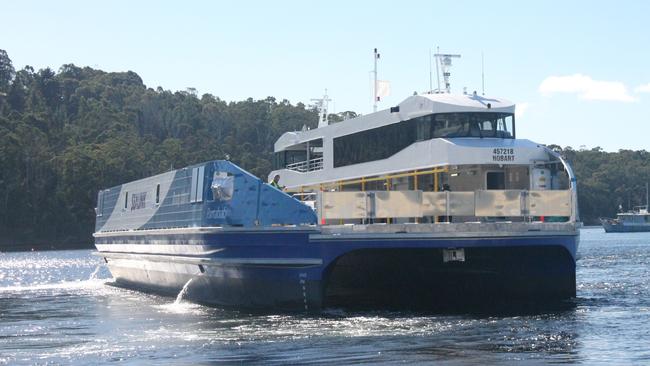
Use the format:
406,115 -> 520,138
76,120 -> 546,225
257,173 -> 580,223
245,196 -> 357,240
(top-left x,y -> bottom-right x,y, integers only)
601,183 -> 650,232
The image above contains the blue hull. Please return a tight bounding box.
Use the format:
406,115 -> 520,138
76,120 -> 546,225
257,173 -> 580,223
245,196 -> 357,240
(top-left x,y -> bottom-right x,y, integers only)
96,229 -> 578,311
93,160 -> 579,311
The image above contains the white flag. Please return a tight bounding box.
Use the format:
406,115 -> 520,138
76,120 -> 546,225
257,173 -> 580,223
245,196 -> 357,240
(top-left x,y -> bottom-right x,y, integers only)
376,80 -> 390,98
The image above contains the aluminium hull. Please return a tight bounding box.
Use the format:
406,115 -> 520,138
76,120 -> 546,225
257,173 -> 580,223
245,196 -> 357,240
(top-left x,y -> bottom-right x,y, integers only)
94,225 -> 579,311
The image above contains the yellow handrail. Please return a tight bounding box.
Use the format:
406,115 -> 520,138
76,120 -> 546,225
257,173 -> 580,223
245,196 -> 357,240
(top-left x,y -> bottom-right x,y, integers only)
290,166 -> 448,192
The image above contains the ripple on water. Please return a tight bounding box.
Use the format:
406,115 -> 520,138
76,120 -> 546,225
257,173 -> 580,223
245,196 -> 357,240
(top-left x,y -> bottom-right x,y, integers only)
1,232 -> 650,365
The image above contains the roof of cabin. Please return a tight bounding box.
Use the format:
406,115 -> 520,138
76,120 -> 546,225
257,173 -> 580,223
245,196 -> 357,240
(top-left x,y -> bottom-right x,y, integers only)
275,93 -> 515,151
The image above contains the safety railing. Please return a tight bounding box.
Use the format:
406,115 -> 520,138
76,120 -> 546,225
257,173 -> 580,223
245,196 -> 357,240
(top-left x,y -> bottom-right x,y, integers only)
285,157 -> 324,173
317,189 -> 573,222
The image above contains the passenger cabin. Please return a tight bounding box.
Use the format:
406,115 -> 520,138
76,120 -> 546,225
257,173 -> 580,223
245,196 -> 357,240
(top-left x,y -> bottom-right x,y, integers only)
269,93 -> 577,224
616,206 -> 650,223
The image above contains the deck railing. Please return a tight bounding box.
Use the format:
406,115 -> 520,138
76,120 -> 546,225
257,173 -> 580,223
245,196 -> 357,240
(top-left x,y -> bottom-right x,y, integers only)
285,157 -> 324,173
317,189 -> 573,222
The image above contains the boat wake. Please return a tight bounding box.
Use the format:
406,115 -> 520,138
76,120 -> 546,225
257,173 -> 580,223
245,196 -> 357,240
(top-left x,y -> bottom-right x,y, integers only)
175,278 -> 194,304
0,277 -> 115,294
88,265 -> 102,280
154,278 -> 207,315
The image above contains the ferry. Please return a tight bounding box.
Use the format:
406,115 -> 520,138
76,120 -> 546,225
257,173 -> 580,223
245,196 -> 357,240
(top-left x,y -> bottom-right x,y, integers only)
601,184 -> 650,232
94,54 -> 580,311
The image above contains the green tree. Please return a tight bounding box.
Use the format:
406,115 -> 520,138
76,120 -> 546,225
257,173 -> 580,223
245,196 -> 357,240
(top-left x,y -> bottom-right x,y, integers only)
0,49 -> 15,93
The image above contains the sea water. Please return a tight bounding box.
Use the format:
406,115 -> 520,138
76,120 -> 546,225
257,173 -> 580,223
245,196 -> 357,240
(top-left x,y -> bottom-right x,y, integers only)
1,227 -> 649,365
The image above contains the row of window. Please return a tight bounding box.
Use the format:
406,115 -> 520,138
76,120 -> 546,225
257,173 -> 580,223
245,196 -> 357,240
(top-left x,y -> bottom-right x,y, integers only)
97,166 -> 211,216
334,112 -> 514,167
273,112 -> 515,170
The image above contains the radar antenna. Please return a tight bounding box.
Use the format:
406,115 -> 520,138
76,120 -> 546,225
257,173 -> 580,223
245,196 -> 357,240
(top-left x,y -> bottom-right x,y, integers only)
433,51 -> 461,93
311,89 -> 332,128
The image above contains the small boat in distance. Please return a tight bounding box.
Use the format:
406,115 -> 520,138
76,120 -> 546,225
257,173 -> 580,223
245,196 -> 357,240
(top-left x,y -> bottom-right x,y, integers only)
601,183 -> 650,233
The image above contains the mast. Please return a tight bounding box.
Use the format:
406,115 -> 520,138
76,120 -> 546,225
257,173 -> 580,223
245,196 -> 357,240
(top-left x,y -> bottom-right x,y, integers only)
433,50 -> 461,93
435,46 -> 441,93
429,48 -> 433,93
373,48 -> 379,112
481,52 -> 485,96
311,89 -> 332,128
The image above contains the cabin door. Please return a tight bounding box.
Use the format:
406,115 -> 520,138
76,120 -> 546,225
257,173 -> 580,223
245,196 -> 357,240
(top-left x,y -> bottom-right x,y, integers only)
486,171 -> 505,190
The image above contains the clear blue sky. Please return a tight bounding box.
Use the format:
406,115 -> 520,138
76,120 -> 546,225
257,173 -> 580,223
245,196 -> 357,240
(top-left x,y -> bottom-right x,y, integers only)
4,0 -> 650,151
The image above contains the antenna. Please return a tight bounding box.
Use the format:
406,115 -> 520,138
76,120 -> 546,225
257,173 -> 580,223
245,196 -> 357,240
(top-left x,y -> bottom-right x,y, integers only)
481,52 -> 485,96
373,48 -> 380,112
433,51 -> 461,93
435,46 -> 441,93
428,48 -> 433,93
310,89 -> 332,128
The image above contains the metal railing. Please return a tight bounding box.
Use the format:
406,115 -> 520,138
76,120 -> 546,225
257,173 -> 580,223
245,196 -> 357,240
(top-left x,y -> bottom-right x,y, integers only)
285,157 -> 324,173
317,189 -> 574,222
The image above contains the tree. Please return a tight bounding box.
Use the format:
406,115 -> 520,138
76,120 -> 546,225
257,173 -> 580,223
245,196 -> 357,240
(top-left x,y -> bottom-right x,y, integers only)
0,49 -> 15,93
0,52 -> 323,248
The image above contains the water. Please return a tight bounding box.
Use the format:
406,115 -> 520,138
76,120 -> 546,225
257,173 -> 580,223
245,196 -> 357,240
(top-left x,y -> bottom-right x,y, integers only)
1,227 -> 649,365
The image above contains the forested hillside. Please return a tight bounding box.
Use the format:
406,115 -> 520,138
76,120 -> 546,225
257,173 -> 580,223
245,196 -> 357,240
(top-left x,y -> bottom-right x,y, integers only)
0,49 -> 648,248
556,146 -> 650,223
0,50 -> 320,248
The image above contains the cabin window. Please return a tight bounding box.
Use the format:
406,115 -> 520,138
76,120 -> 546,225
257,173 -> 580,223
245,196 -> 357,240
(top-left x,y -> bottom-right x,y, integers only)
96,190 -> 104,217
155,184 -> 160,204
190,166 -> 205,203
496,116 -> 514,138
334,120 -> 416,167
274,138 -> 324,172
273,152 -> 283,170
486,172 -> 506,190
430,112 -> 514,139
416,115 -> 433,141
287,150 -> 307,165
124,191 -> 129,209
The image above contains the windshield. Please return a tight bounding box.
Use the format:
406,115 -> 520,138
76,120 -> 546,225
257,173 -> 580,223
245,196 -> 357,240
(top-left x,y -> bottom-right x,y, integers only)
431,112 -> 514,138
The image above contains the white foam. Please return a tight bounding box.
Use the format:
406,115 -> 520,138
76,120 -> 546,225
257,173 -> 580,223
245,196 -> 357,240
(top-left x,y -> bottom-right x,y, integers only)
151,278 -> 206,315
0,278 -> 115,293
88,265 -> 102,280
154,301 -> 206,315
174,278 -> 193,304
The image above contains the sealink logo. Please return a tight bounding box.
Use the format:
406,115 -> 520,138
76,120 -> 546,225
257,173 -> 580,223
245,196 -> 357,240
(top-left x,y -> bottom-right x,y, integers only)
206,206 -> 230,219
131,192 -> 147,211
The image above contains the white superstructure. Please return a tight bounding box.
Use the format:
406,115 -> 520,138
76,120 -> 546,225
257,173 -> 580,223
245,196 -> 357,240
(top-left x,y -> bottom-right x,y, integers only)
269,90 -> 578,223
273,93 -> 547,185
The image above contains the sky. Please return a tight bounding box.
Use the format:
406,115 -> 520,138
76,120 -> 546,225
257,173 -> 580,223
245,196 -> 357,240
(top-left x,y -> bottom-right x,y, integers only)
3,0 -> 650,151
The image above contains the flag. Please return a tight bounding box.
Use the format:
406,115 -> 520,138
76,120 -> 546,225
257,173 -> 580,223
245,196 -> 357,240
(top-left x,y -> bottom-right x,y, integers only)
376,80 -> 390,99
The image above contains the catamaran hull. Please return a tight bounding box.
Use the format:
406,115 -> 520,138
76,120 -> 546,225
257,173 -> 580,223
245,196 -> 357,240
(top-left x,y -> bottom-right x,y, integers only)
96,230 -> 578,311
